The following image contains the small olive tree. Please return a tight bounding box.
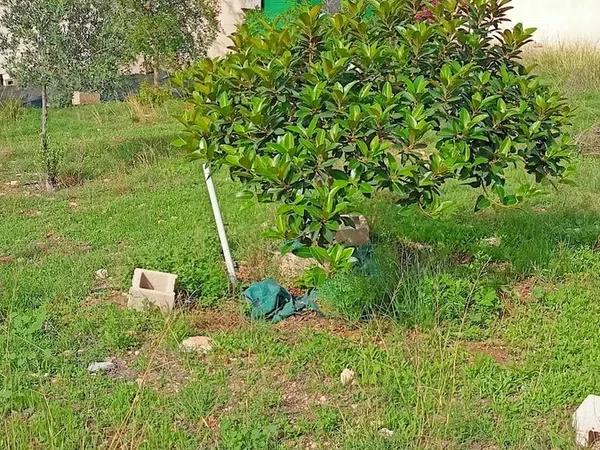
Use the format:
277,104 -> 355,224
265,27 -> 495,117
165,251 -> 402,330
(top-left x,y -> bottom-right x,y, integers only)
0,0 -> 130,189
125,0 -> 221,86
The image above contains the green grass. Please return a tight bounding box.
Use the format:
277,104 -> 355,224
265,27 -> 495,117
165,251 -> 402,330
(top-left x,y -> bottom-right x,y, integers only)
2,53 -> 600,448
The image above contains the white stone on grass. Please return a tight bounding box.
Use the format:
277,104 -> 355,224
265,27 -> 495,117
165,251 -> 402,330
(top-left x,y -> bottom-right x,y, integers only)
180,336 -> 213,354
95,269 -> 109,280
340,368 -> 355,386
88,361 -> 115,373
573,394 -> 600,447
378,428 -> 395,438
481,236 -> 501,247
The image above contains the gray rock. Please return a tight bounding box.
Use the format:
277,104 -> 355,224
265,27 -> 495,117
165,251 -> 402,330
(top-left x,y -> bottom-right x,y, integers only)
335,215 -> 370,247
379,428 -> 395,438
481,236 -> 501,247
180,336 -> 213,354
88,361 -> 115,373
95,269 -> 109,280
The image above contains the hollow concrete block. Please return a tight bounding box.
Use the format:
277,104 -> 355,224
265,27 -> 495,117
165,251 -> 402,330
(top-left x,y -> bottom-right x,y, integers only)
128,268 -> 177,314
573,394 -> 600,447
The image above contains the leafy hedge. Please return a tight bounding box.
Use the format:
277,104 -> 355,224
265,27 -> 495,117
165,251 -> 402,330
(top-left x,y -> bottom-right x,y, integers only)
175,0 -> 573,281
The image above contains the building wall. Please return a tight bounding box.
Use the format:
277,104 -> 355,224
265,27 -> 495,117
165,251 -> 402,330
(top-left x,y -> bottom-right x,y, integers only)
507,0 -> 600,45
2,1 -> 599,79
208,0 -> 600,57
209,0 -> 260,57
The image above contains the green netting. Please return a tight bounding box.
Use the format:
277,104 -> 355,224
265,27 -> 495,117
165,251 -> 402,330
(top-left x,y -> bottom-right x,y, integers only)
244,278 -> 319,323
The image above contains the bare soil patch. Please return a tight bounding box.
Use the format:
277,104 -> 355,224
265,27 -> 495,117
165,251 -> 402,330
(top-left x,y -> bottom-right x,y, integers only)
189,302 -> 249,334
514,277 -> 536,303
275,311 -> 362,342
83,290 -> 128,309
464,340 -> 511,365
34,230 -> 92,256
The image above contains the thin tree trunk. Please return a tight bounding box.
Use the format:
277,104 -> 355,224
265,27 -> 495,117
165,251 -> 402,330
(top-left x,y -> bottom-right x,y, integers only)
153,63 -> 160,87
40,84 -> 54,191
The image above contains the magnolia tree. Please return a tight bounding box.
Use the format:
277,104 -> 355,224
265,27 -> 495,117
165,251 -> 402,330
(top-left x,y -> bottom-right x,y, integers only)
175,0 -> 574,284
0,0 -> 130,189
125,0 -> 221,86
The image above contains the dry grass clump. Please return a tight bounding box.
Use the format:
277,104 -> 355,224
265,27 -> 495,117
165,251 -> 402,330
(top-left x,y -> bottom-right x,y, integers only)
125,94 -> 158,123
0,98 -> 24,121
523,43 -> 600,96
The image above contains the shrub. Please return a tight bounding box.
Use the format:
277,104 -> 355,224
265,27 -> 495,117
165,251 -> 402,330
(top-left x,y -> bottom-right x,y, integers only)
175,0 -> 574,282
40,142 -> 64,190
138,81 -> 171,106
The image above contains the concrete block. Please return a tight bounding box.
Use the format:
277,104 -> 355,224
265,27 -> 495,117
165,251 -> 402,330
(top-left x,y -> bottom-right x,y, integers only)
335,215 -> 370,247
573,394 -> 600,447
128,268 -> 177,314
72,91 -> 101,106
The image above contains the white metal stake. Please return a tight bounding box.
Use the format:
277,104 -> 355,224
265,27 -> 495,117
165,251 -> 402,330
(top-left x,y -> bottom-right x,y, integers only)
203,164 -> 238,286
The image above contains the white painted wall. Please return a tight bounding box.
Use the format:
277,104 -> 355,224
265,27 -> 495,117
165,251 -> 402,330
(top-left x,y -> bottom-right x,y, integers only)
209,0 -> 600,56
507,0 -> 600,45
209,0 -> 260,57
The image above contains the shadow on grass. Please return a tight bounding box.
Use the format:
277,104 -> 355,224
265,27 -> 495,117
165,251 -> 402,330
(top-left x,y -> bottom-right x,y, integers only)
320,199 -> 600,329
60,134 -> 179,185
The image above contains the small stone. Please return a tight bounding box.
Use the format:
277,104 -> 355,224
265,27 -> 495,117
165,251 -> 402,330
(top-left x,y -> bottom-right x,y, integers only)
573,394 -> 600,447
481,236 -> 501,247
335,215 -> 370,247
181,336 -> 213,354
88,361 -> 115,373
95,269 -> 109,280
9,180 -> 18,187
379,428 -> 394,438
340,368 -> 355,386
69,201 -> 78,209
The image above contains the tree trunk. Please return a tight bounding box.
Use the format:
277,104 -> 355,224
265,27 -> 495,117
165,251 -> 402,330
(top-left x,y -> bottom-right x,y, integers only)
40,84 -> 54,191
325,0 -> 341,14
153,63 -> 160,87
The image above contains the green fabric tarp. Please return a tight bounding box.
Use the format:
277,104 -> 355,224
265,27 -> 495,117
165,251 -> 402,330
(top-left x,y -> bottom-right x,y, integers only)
243,278 -> 319,323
